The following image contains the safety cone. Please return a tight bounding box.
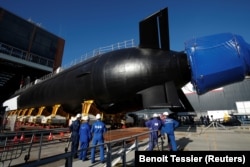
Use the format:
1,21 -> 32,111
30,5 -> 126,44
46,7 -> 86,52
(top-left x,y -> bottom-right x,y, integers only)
20,133 -> 25,142
48,132 -> 53,141
13,134 -> 18,143
60,132 -> 64,138
32,134 -> 38,143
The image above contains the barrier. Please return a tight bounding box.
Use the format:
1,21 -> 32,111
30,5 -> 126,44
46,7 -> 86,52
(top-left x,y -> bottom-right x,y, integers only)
2,128 -> 155,167
0,128 -> 70,166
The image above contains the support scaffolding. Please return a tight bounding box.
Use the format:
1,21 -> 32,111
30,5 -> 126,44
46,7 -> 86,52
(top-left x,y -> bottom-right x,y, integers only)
199,121 -> 227,134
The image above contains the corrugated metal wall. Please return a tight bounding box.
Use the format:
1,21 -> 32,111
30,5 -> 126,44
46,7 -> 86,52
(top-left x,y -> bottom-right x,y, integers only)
186,78 -> 250,111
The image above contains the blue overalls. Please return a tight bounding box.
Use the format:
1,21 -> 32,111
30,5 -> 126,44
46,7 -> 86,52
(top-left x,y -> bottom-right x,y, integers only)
69,119 -> 81,157
161,118 -> 179,151
145,118 -> 162,151
79,122 -> 92,160
91,120 -> 107,163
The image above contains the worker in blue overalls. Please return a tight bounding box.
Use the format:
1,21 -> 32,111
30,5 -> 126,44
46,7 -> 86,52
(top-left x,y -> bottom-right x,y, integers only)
91,113 -> 107,164
145,113 -> 162,151
69,113 -> 81,158
161,112 -> 179,151
79,115 -> 92,161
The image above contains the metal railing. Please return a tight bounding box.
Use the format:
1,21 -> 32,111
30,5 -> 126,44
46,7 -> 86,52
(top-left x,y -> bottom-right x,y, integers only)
0,129 -> 156,167
62,39 -> 136,69
0,42 -> 54,68
0,128 -> 70,167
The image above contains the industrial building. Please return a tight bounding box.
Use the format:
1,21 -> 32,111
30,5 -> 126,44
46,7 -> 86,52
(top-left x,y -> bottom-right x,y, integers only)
0,7 -> 65,107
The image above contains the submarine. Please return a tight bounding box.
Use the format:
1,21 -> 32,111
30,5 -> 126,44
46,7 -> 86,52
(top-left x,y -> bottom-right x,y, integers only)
3,7 -> 250,115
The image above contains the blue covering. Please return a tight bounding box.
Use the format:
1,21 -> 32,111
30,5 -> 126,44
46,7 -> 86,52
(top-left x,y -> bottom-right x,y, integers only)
185,33 -> 250,95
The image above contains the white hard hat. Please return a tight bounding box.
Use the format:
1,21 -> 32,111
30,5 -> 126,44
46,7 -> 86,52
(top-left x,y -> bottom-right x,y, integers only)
96,114 -> 101,119
163,112 -> 169,116
76,113 -> 82,118
153,113 -> 158,117
82,115 -> 89,121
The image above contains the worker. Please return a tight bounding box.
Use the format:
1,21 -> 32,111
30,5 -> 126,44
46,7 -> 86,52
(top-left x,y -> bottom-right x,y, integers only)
79,115 -> 92,161
69,113 -> 81,158
161,112 -> 179,151
145,113 -> 162,151
91,113 -> 107,164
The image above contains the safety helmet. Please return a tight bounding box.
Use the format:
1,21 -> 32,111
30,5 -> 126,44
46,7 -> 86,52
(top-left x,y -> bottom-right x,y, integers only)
163,112 -> 169,116
96,114 -> 101,119
76,113 -> 82,118
82,115 -> 90,121
153,113 -> 158,117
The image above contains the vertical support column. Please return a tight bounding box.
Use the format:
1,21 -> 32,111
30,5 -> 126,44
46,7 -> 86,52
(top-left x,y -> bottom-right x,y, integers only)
33,106 -> 45,124
37,106 -> 45,116
16,109 -> 22,116
135,137 -> 138,151
81,100 -> 94,116
27,108 -> 34,116
106,142 -> 112,167
122,140 -> 126,167
65,153 -> 73,167
51,104 -> 61,117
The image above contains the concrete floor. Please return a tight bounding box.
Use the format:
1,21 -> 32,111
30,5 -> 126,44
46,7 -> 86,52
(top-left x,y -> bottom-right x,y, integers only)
1,125 -> 250,167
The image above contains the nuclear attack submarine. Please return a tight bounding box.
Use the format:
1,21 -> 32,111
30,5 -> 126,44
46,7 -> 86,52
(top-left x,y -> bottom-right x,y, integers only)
3,8 -> 250,115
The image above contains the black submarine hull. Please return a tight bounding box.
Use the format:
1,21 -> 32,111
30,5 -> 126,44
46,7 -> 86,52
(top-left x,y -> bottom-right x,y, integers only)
5,7 -> 250,115
17,48 -> 190,113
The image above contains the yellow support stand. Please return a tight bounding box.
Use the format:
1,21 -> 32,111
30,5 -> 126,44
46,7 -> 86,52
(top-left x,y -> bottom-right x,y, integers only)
12,110 -> 17,115
9,110 -> 15,116
37,106 -> 46,116
9,110 -> 18,116
51,104 -> 61,117
27,108 -> 35,116
81,100 -> 104,120
20,109 -> 28,117
81,100 -> 94,116
17,109 -> 22,116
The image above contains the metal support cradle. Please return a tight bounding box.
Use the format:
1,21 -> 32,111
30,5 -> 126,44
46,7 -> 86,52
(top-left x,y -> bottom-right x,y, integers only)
199,121 -> 227,134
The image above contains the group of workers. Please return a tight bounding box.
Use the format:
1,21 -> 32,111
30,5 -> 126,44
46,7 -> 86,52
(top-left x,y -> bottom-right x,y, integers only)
69,111 -> 178,164
145,111 -> 179,151
69,113 -> 107,164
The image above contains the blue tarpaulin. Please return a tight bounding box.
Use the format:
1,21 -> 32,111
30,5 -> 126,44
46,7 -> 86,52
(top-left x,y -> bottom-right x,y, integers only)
185,33 -> 250,95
